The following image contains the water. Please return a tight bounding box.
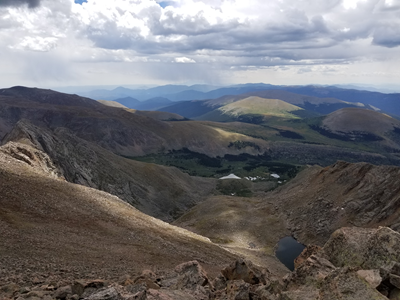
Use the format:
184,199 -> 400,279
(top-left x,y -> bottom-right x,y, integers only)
275,236 -> 306,271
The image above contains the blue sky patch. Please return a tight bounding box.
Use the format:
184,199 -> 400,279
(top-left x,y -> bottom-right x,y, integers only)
158,1 -> 170,8
74,0 -> 87,4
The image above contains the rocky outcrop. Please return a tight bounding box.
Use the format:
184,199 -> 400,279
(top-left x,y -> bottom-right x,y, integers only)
2,227 -> 400,299
282,226 -> 400,300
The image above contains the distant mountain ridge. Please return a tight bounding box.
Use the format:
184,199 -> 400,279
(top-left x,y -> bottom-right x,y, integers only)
76,83 -> 400,117
159,89 -> 364,120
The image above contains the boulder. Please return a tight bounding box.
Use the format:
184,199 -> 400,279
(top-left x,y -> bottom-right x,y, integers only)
294,245 -> 322,269
322,227 -> 400,270
221,259 -> 267,285
173,261 -> 210,290
357,269 -> 382,288
390,274 -> 400,290
226,280 -> 250,300
54,285 -> 72,300
84,287 -> 122,300
284,254 -> 336,289
319,268 -> 387,300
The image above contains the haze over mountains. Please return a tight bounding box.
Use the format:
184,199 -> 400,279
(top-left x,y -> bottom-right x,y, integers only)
2,83 -> 400,299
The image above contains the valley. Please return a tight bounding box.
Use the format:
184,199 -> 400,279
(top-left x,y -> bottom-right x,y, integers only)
1,84 -> 400,299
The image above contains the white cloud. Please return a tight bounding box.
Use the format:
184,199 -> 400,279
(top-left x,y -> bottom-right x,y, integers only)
0,0 -> 399,87
12,36 -> 58,52
174,56 -> 196,63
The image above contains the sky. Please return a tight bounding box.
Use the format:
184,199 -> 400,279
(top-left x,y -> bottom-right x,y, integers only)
0,0 -> 399,89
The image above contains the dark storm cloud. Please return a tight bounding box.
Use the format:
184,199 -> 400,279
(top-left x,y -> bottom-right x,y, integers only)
372,25 -> 400,48
0,0 -> 40,8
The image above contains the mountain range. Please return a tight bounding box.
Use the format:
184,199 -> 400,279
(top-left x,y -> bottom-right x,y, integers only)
2,84 -> 400,299
75,83 -> 400,118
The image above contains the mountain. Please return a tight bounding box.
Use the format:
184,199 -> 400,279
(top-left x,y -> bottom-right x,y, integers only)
2,120 -> 217,221
123,97 -> 173,111
0,86 -> 270,158
279,85 -> 400,117
174,159 -> 400,267
0,142 -> 238,284
159,89 -> 363,119
271,160 -> 400,245
79,84 -> 221,101
109,96 -> 141,108
308,108 -> 400,153
78,83 -> 400,118
322,107 -> 400,135
3,86 -> 400,300
0,86 -> 278,220
204,96 -> 304,122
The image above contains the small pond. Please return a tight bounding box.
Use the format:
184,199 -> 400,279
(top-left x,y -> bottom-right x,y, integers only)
275,236 -> 306,271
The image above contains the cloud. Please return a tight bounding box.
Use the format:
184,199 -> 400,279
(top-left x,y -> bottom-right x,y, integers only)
0,0 -> 399,87
11,36 -> 58,52
372,23 -> 400,48
174,56 -> 195,63
0,0 -> 40,8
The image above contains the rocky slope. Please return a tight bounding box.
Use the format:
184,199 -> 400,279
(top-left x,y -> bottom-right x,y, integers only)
174,160 -> 400,273
3,225 -> 400,299
1,121 -> 216,221
0,144 -> 239,290
271,161 -> 400,245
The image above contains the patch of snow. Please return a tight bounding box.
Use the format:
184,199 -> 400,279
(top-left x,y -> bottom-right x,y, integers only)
270,173 -> 280,179
220,173 -> 241,180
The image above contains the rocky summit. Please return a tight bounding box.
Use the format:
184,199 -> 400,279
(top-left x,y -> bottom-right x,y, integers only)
2,226 -> 400,300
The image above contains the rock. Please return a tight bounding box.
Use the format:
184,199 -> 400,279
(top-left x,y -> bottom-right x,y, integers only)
173,261 -> 210,290
85,279 -> 107,289
322,227 -> 400,270
280,288 -> 320,300
125,290 -> 146,300
54,285 -> 72,300
26,290 -> 49,298
125,283 -> 147,295
20,286 -> 31,294
0,283 -> 19,298
84,287 -> 122,300
284,254 -> 336,289
356,269 -> 382,288
319,268 -> 387,300
389,288 -> 400,300
72,280 -> 85,297
211,274 -> 227,291
146,288 -> 197,300
226,280 -> 250,300
134,270 -> 160,290
390,274 -> 400,289
391,263 -> 400,276
221,259 -> 267,285
294,245 -> 322,269
133,278 -> 160,290
249,284 -> 277,300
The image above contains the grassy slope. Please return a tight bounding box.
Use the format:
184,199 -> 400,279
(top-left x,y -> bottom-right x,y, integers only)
219,96 -> 303,119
